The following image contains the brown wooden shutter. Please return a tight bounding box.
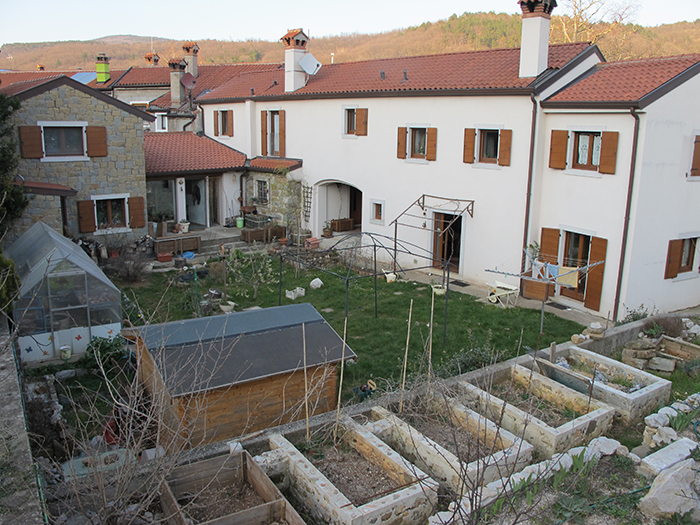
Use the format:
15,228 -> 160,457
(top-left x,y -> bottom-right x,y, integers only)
214,111 -> 220,136
19,126 -> 43,158
463,128 -> 475,163
521,270 -> 549,301
498,129 -> 512,166
355,108 -> 368,136
540,227 -> 560,264
278,110 -> 286,157
128,196 -> 146,229
397,127 -> 407,159
584,236 -> 607,311
598,131 -> 619,174
260,111 -> 268,156
226,110 -> 234,137
77,200 -> 96,233
549,130 -> 568,169
86,126 -> 108,157
690,136 -> 700,176
426,127 -> 438,161
665,239 -> 684,279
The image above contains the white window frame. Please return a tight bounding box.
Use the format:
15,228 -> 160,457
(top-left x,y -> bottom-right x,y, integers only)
473,124 -> 504,170
267,109 -> 282,157
91,193 -> 131,234
37,121 -> 90,162
342,105 -> 359,139
369,199 -> 385,226
256,180 -> 269,205
217,110 -> 233,139
563,125 -> 607,178
405,123 -> 430,165
155,113 -> 168,132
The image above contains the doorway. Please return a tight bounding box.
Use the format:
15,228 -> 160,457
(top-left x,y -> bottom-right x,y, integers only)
349,187 -> 362,227
561,231 -> 589,301
433,213 -> 462,271
209,177 -> 219,225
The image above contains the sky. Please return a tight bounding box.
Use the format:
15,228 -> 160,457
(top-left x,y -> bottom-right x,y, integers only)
2,0 -> 700,45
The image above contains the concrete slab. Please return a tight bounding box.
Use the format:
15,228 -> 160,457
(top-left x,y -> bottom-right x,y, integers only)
638,438 -> 699,479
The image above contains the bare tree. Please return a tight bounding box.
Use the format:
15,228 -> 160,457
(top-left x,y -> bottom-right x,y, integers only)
554,0 -> 640,45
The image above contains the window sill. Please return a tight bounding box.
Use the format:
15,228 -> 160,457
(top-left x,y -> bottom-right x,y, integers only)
472,162 -> 503,171
96,227 -> 131,235
686,175 -> 700,182
673,272 -> 699,283
563,168 -> 603,179
369,218 -> 384,226
216,136 -> 232,140
341,134 -> 358,140
405,158 -> 429,165
41,156 -> 90,163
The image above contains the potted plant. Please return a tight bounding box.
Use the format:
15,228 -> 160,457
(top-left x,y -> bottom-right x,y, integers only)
179,218 -> 190,233
322,220 -> 333,238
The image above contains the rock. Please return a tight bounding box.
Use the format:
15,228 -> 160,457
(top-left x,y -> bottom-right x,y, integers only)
626,339 -> 656,350
589,321 -> 605,333
682,318 -> 693,328
310,278 -> 324,289
627,452 -> 642,464
285,287 -> 305,300
631,444 -> 651,459
648,357 -> 676,373
638,459 -> 700,519
549,453 -> 573,471
658,407 -> 679,419
622,355 -> 648,370
638,438 -> 698,479
588,436 -> 623,457
643,427 -> 658,447
645,413 -> 670,428
556,357 -> 571,369
55,369 -> 77,381
690,325 -> 700,336
671,402 -> 693,413
622,348 -> 657,360
571,334 -> 586,344
615,444 -> 630,457
652,426 -> 679,447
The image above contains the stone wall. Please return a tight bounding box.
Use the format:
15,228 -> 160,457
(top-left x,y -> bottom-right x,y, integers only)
245,173 -> 302,231
8,83 -> 147,244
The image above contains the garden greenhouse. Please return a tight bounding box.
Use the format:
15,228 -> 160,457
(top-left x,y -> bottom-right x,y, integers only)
7,222 -> 122,363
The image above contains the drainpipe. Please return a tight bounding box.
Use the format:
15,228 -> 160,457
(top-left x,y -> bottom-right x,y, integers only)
613,108 -> 640,321
521,93 -> 539,276
240,169 -> 248,209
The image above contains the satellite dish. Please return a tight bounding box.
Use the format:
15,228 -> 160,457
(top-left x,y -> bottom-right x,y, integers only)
181,72 -> 196,90
300,53 -> 322,76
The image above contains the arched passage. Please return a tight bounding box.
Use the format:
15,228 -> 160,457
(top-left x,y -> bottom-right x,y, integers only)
314,180 -> 363,232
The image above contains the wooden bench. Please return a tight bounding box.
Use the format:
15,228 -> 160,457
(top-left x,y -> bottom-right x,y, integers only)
153,234 -> 201,255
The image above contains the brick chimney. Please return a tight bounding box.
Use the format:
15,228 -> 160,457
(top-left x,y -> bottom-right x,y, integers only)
96,53 -> 110,83
281,29 -> 309,92
519,0 -> 557,78
36,64 -> 45,71
168,58 -> 187,109
145,52 -> 160,66
182,42 -> 199,78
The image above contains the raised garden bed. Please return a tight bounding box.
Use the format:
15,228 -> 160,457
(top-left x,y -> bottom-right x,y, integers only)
539,346 -> 671,424
331,218 -> 354,232
657,335 -> 700,372
460,363 -> 615,457
367,402 -> 532,496
269,421 -> 438,525
161,451 -> 304,525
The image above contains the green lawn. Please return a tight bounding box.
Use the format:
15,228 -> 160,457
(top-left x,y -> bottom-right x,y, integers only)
117,261 -> 584,394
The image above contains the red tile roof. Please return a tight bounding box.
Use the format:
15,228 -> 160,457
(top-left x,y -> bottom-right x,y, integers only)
16,180 -> 77,197
145,132 -> 246,175
546,54 -> 700,105
249,157 -> 302,171
86,67 -> 162,89
200,43 -> 591,101
0,76 -> 63,96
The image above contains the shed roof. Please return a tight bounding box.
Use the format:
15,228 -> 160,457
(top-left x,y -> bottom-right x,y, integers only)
140,303 -> 356,397
144,131 -> 246,175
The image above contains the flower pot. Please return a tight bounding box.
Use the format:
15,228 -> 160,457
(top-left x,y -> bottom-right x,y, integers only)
279,237 -> 288,246
179,221 -> 190,233
157,252 -> 173,263
431,284 -> 447,296
108,249 -> 120,258
322,228 -> 333,238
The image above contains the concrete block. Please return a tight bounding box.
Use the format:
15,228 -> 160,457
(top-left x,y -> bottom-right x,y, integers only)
638,438 -> 698,479
648,357 -> 676,372
622,348 -> 657,360
621,355 -> 648,369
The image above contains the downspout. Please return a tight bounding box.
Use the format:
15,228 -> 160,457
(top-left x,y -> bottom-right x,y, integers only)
182,104 -> 198,131
521,93 -> 539,276
613,108 -> 641,321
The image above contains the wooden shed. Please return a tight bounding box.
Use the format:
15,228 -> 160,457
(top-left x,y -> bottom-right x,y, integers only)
135,304 -> 356,451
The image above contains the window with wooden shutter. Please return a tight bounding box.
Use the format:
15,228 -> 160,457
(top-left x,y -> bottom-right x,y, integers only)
19,126 -> 43,158
426,127 -> 437,161
260,111 -> 268,156
463,128 -> 475,163
549,130 -> 568,169
214,111 -> 220,136
397,127 -> 407,159
278,110 -> 286,157
691,136 -> 700,177
86,126 -> 107,157
498,129 -> 512,166
226,110 -> 234,137
77,200 -> 96,233
356,108 -> 368,136
522,228 -> 560,300
665,238 -> 698,279
598,131 -> 619,174
128,196 -> 145,229
584,236 -> 607,311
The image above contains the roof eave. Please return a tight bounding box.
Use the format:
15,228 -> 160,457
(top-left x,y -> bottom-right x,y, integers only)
532,44 -> 604,94
637,60 -> 700,109
540,100 -> 642,110
146,166 -> 245,178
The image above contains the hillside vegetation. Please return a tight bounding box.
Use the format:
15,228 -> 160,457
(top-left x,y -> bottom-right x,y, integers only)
3,12 -> 700,72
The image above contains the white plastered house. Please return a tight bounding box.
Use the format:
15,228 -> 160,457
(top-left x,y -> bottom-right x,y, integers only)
194,1 -> 699,321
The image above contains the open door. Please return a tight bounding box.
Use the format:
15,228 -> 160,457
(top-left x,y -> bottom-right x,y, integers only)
349,187 -> 362,227
433,213 -> 462,271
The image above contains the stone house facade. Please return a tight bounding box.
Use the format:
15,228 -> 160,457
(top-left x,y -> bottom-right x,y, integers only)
2,75 -> 154,246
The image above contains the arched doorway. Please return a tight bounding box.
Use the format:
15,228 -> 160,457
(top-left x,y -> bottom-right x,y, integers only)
315,181 -> 363,232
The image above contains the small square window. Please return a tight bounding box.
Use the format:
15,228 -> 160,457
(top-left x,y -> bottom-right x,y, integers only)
411,128 -> 427,159
346,109 -> 356,135
369,199 -> 385,226
373,202 -> 382,221
256,180 -> 269,204
479,130 -> 499,163
44,127 -> 84,157
95,198 -> 126,229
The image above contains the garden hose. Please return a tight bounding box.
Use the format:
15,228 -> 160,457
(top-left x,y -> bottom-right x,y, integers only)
694,419 -> 700,440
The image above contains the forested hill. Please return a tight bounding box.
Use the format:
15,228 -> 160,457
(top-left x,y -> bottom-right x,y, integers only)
3,12 -> 700,72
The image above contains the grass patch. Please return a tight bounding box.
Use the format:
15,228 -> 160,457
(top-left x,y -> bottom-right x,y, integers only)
117,261 -> 584,395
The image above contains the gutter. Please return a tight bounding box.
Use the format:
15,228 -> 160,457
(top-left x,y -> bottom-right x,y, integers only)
613,108 -> 641,321
521,93 -> 539,275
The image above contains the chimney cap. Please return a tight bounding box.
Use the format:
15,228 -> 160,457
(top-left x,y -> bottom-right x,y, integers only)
168,58 -> 187,70
182,42 -> 199,54
96,53 -> 110,63
281,28 -> 309,49
145,52 -> 160,64
520,0 -> 557,15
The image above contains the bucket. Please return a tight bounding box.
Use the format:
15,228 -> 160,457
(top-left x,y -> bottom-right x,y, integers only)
236,217 -> 244,228
60,345 -> 72,361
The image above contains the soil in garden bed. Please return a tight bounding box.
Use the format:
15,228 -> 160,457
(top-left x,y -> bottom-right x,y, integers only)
179,479 -> 265,524
300,442 -> 400,506
566,359 -> 641,393
491,379 -> 589,428
405,411 -> 502,464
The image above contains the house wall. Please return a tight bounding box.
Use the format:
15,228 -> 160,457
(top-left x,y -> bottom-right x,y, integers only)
621,74 -> 700,314
9,83 -> 147,243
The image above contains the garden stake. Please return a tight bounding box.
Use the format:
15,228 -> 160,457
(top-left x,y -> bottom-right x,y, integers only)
587,363 -> 597,413
278,252 -> 283,306
399,299 -> 413,415
373,245 -> 378,318
303,322 -> 309,442
428,287 -> 435,392
333,316 -> 348,442
193,264 -> 199,317
443,262 -> 450,344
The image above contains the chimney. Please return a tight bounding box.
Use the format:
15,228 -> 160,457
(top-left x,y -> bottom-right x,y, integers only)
145,52 -> 160,66
281,29 -> 309,92
168,58 -> 187,109
96,53 -> 110,83
36,64 -> 45,71
519,0 -> 557,78
182,42 -> 199,78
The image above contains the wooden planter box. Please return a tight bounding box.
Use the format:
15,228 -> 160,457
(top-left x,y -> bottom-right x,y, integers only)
267,225 -> 286,240
161,450 -> 304,525
331,218 -> 354,232
241,228 -> 265,243
153,235 -> 201,255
